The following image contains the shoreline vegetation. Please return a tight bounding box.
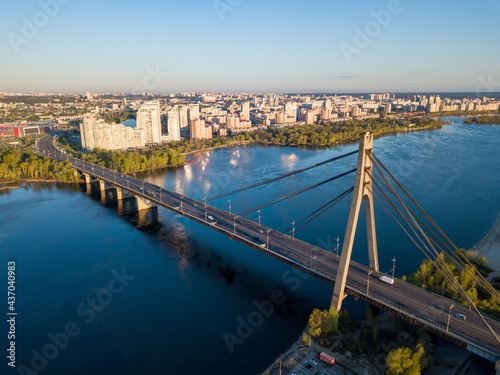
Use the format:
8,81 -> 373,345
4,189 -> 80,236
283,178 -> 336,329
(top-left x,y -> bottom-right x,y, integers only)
464,115 -> 500,125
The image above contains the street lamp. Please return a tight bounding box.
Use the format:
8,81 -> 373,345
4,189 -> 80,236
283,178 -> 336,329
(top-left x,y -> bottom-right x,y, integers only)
446,304 -> 455,332
204,196 -> 207,221
181,195 -> 184,212
392,257 -> 396,280
336,236 -> 340,256
310,249 -> 316,269
233,216 -> 237,235
266,229 -> 271,249
291,221 -> 295,239
367,269 -> 373,295
257,209 -> 261,227
228,199 -> 231,215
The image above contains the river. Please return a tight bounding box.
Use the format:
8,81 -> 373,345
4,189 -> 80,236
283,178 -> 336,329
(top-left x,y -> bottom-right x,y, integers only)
1,117 -> 499,375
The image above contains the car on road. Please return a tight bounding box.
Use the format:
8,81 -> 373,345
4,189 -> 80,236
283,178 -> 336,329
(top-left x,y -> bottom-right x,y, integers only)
208,215 -> 214,220
455,313 -> 466,320
309,359 -> 318,366
305,363 -> 313,370
258,230 -> 263,233
193,204 -> 197,207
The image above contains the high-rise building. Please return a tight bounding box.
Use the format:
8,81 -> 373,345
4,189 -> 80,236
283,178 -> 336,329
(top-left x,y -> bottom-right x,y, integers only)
188,104 -> 200,121
136,101 -> 162,145
241,102 -> 250,120
167,109 -> 181,141
190,119 -> 212,140
285,102 -> 297,121
226,114 -> 240,130
179,107 -> 189,135
80,114 -> 145,151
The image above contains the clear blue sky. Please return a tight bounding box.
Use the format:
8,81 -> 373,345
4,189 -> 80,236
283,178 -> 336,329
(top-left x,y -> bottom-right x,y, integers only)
1,0 -> 499,94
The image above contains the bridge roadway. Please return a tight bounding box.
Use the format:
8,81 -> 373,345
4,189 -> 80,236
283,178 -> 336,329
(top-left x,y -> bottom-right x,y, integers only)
36,135 -> 500,361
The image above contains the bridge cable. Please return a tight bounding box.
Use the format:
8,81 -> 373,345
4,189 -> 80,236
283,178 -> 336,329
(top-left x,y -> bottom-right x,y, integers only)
237,168 -> 356,217
370,154 -> 500,302
370,168 -> 500,302
370,159 -> 500,343
371,165 -> 483,305
372,173 -> 500,344
282,186 -> 354,235
370,173 -> 472,304
207,150 -> 359,202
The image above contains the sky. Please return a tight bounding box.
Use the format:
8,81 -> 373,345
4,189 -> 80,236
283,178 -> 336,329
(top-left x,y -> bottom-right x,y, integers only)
1,0 -> 499,94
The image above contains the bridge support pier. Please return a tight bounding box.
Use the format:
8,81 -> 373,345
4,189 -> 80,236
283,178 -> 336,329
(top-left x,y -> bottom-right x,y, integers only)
116,188 -> 135,215
99,181 -> 108,204
135,195 -> 158,227
331,132 -> 379,311
83,173 -> 92,195
98,180 -> 117,205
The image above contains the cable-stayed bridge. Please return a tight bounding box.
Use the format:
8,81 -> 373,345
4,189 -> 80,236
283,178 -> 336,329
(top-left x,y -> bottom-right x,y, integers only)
35,134 -> 500,370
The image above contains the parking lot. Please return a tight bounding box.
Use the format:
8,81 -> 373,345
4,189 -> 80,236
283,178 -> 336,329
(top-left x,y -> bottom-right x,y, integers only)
289,352 -> 347,375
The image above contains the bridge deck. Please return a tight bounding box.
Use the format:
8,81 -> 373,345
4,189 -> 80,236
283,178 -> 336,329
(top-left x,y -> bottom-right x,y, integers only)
36,135 -> 500,361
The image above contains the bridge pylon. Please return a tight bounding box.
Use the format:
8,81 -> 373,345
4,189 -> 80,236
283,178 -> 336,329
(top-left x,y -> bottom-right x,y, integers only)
331,132 -> 379,311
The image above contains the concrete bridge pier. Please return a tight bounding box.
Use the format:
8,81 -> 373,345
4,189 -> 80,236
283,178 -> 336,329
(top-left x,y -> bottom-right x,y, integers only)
135,195 -> 158,227
99,180 -> 117,205
137,207 -> 158,227
116,188 -> 136,215
83,173 -> 93,195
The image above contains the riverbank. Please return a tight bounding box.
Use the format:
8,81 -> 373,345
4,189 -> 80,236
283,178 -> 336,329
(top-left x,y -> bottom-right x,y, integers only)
0,178 -> 77,192
469,213 -> 500,274
260,312 -> 486,375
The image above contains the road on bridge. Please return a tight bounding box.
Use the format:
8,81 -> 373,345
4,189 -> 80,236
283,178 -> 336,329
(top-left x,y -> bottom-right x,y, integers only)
35,135 -> 500,360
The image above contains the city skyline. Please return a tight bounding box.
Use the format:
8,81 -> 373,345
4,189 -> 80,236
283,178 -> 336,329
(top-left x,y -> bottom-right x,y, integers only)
1,0 -> 500,93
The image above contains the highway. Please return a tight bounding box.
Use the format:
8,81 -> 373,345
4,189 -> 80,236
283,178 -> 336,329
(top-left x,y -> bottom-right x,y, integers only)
35,135 -> 500,361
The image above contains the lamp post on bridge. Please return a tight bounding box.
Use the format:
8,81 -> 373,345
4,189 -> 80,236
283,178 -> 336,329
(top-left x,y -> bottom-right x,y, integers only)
233,216 -> 238,235
228,200 -> 231,215
291,221 -> 295,239
392,257 -> 396,280
181,195 -> 184,212
266,229 -> 271,249
257,209 -> 261,227
204,196 -> 207,221
446,304 -> 455,332
310,249 -> 316,269
367,269 -> 373,295
336,236 -> 340,256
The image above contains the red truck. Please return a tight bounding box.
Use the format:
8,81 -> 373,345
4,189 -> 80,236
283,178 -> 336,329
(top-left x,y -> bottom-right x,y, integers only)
316,352 -> 335,365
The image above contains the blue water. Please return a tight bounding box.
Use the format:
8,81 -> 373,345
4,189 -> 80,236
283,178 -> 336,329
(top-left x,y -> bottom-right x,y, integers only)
1,117 -> 499,374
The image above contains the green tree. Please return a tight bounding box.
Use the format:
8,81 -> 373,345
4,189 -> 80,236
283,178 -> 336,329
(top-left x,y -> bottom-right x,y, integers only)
307,307 -> 339,338
385,347 -> 421,375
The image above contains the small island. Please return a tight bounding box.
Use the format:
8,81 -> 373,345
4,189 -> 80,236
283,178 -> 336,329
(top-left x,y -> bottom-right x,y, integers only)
464,115 -> 500,125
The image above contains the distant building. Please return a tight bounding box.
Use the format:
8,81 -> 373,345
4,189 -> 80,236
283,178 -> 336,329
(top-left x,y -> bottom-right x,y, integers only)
0,124 -> 40,138
190,119 -> 212,139
80,115 -> 145,151
167,109 -> 181,141
241,102 -> 250,120
136,101 -> 162,145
